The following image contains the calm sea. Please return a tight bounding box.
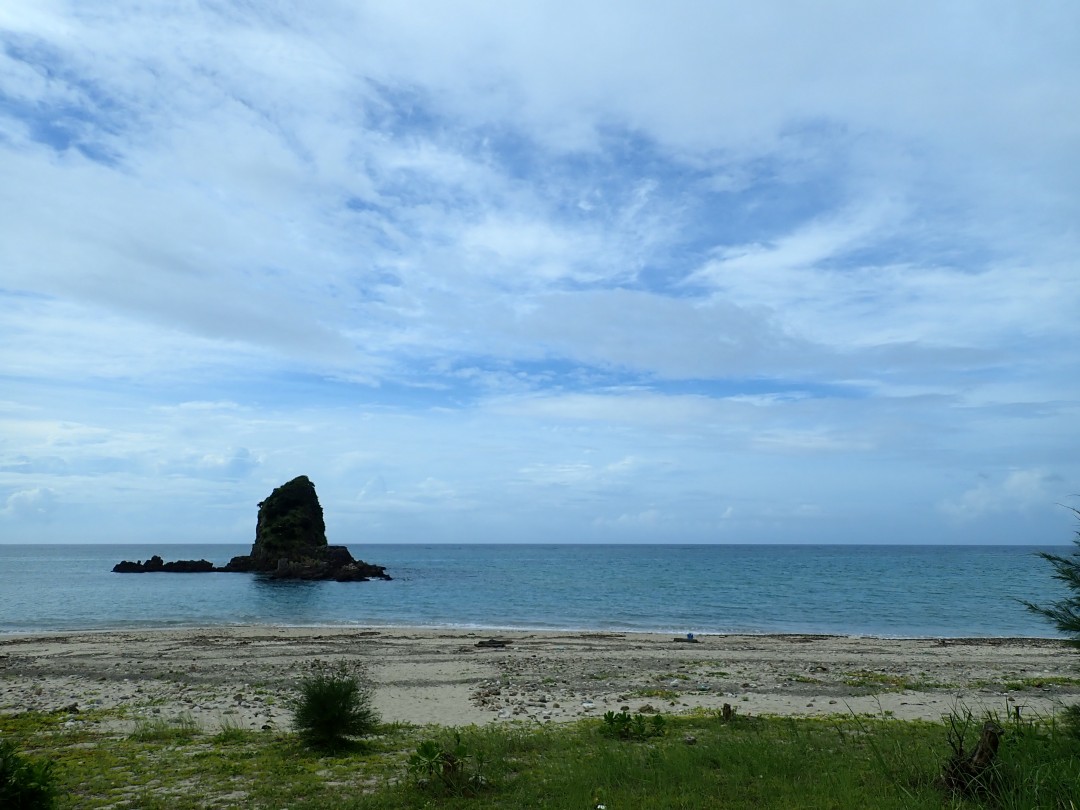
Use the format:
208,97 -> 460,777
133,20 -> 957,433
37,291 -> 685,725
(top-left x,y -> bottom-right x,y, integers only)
0,544 -> 1071,638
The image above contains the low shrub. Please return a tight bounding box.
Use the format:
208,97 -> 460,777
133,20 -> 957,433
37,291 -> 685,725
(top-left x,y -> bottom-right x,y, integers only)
600,710 -> 666,740
290,659 -> 379,750
407,733 -> 489,796
0,738 -> 57,809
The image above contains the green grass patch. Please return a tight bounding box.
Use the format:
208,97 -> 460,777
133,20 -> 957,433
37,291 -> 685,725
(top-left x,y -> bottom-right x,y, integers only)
130,714 -> 199,743
1003,675 -> 1080,690
842,670 -> 956,692
3,705 -> 1079,808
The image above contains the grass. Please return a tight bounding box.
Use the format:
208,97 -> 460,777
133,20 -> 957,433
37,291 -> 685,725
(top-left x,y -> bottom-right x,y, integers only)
1,736 -> 57,809
1002,675 -> 1080,691
842,670 -> 957,692
4,705 -> 1079,808
130,713 -> 199,742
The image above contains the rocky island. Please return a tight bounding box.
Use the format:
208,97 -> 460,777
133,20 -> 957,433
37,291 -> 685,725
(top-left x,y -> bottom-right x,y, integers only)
113,475 -> 390,582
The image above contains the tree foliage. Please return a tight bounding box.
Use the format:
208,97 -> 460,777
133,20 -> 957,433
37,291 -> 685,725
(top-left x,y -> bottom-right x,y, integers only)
1024,505 -> 1080,646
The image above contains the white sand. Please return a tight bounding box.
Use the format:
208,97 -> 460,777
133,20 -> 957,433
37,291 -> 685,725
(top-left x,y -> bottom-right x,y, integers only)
1,627 -> 1076,731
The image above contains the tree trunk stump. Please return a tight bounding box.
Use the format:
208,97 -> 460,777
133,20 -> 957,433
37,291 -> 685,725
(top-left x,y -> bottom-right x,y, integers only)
942,720 -> 1003,795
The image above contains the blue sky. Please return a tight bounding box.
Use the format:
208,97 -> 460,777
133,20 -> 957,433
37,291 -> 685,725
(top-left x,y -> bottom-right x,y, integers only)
2,1 -> 1078,545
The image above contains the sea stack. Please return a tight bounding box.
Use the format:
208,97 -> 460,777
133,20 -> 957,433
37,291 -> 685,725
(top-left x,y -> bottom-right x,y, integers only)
221,476 -> 391,581
113,475 -> 390,581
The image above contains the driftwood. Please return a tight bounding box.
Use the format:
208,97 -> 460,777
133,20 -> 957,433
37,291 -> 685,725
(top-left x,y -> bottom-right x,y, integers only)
475,638 -> 512,648
941,719 -> 1004,795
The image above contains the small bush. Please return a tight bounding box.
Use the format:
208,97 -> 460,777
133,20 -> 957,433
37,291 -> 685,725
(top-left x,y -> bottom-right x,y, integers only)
600,710 -> 666,740
407,733 -> 488,796
1062,703 -> 1080,739
0,738 -> 57,810
290,659 -> 379,750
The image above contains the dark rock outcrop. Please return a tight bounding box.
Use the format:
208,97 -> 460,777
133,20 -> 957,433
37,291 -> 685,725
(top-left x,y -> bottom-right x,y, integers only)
112,556 -> 215,573
221,476 -> 390,581
252,475 -> 327,568
113,476 -> 390,581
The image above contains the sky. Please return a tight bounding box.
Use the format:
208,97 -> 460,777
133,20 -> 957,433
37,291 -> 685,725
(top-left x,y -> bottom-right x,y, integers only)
1,1 -> 1078,546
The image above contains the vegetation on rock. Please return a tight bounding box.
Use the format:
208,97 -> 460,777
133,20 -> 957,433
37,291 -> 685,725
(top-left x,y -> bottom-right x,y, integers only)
251,475 -> 327,567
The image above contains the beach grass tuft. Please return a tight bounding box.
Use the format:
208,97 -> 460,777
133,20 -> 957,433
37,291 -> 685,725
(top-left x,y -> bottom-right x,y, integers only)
130,713 -> 199,742
290,659 -> 380,751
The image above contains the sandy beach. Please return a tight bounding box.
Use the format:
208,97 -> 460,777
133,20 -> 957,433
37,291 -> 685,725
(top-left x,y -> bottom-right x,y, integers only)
1,628 -> 1077,732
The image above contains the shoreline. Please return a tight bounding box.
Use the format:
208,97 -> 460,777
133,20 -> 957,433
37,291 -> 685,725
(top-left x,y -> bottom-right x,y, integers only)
2,626 -> 1077,730
1,621 -> 1066,642
2,629 -> 1067,642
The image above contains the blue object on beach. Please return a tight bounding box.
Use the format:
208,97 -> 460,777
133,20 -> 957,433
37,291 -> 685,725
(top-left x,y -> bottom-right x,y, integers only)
686,632 -> 694,641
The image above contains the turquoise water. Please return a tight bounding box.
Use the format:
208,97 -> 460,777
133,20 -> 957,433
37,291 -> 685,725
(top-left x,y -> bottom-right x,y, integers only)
0,544 -> 1071,637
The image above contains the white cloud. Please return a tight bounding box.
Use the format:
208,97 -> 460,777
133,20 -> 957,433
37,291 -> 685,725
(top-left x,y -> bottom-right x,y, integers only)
940,470 -> 1058,522
594,508 -> 661,528
2,487 -> 57,521
0,1 -> 1077,545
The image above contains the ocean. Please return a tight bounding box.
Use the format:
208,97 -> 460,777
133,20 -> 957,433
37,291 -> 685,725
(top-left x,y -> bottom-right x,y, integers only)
0,543 -> 1072,638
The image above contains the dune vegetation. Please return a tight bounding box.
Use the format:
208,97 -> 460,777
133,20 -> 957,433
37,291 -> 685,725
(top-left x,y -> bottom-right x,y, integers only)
3,697 -> 1079,809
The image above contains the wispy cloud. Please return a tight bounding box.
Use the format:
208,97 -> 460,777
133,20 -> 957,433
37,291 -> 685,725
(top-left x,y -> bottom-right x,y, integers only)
1,1 -> 1077,544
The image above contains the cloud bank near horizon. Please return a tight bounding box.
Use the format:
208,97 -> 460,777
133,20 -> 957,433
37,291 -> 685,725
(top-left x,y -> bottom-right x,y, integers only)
2,1 -> 1078,545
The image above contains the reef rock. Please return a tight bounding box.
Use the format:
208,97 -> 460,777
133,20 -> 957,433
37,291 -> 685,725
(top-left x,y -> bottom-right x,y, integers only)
112,556 -> 215,573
